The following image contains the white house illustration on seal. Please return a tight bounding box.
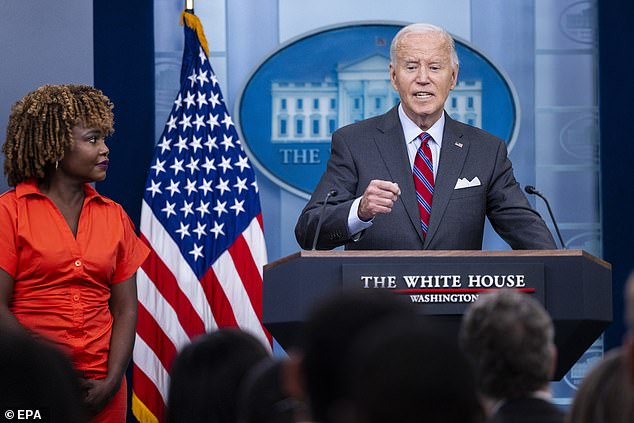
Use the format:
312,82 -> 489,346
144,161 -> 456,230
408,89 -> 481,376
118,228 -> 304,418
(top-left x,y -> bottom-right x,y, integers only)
271,55 -> 482,143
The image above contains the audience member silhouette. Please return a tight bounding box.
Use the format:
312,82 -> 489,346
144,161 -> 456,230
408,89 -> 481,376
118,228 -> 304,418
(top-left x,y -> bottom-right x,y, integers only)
166,328 -> 270,423
340,317 -> 485,423
567,348 -> 634,423
299,290 -> 417,423
238,358 -> 307,423
0,332 -> 87,422
459,290 -> 564,423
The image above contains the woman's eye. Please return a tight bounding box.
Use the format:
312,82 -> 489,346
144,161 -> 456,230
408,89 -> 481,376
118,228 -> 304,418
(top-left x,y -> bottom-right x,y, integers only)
87,136 -> 97,143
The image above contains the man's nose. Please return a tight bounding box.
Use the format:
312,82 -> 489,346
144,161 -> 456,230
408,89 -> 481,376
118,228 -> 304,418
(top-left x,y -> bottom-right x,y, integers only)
415,67 -> 430,83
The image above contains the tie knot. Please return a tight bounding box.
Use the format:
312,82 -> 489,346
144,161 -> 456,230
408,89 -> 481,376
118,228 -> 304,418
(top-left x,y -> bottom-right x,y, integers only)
419,132 -> 431,145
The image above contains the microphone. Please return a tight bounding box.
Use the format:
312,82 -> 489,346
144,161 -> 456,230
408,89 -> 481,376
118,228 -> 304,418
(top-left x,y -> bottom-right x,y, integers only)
311,189 -> 338,250
524,185 -> 566,249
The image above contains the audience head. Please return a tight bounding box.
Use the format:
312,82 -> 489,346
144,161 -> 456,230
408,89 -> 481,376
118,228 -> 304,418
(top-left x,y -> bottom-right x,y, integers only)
341,318 -> 484,423
300,290 -> 417,423
167,328 -> 270,423
459,290 -> 556,400
238,359 -> 303,423
0,333 -> 87,422
567,349 -> 634,423
3,84 -> 114,186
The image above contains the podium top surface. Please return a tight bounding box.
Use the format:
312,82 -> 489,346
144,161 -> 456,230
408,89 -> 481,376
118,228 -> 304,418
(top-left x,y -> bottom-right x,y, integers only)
265,249 -> 610,271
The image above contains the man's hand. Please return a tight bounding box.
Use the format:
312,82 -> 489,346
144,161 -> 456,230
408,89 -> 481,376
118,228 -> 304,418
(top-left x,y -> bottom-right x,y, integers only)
358,179 -> 401,221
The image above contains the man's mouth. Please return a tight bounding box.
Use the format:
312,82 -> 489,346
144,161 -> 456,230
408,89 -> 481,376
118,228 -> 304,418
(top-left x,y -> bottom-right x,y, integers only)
414,92 -> 433,99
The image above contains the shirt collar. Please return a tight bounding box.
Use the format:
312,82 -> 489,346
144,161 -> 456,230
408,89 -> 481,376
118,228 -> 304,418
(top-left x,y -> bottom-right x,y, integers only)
82,183 -> 103,203
16,179 -> 106,204
15,179 -> 44,198
398,104 -> 445,147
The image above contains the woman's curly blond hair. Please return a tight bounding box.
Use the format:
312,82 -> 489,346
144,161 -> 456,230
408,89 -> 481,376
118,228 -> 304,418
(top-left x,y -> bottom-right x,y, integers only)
2,84 -> 114,186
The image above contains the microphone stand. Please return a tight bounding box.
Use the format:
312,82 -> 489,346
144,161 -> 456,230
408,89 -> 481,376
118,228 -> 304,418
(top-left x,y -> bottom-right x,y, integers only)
524,185 -> 566,249
311,189 -> 337,250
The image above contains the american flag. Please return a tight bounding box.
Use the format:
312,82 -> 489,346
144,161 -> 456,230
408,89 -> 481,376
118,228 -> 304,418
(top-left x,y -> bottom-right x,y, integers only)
132,12 -> 270,423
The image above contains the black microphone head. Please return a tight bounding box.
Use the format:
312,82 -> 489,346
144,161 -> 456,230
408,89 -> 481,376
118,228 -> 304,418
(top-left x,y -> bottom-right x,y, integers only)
328,189 -> 338,197
524,185 -> 537,195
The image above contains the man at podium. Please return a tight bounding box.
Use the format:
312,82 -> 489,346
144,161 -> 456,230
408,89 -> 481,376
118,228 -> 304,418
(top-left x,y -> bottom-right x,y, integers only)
295,23 -> 555,251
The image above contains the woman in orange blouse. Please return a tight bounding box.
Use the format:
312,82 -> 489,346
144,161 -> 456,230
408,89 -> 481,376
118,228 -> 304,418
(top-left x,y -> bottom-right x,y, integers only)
0,85 -> 150,422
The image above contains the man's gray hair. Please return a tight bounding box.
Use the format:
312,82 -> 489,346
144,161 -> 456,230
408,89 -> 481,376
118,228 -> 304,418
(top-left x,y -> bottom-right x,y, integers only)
390,23 -> 459,67
459,290 -> 555,399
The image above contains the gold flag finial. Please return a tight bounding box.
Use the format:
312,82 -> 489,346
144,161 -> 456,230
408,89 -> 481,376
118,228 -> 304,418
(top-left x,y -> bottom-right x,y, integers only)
180,10 -> 210,57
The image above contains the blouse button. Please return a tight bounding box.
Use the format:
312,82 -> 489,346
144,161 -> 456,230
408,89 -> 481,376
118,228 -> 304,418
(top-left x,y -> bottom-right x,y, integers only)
73,295 -> 80,302
74,260 -> 82,267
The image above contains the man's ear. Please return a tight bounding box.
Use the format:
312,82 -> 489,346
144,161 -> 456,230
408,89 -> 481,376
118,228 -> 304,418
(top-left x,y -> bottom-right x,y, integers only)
450,63 -> 459,90
389,63 -> 398,90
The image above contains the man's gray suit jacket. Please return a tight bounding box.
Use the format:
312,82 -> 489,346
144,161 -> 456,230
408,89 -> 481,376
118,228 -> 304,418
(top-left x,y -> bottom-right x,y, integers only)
295,106 -> 556,250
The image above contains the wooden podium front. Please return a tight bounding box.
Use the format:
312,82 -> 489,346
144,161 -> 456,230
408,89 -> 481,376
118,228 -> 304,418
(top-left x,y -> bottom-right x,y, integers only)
263,250 -> 612,380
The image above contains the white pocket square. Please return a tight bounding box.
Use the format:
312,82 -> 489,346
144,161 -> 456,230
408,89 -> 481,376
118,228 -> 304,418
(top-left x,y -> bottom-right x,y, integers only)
454,176 -> 481,190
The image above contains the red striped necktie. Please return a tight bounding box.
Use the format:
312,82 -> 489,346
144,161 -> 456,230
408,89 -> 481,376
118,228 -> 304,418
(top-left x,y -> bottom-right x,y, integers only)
413,132 -> 434,238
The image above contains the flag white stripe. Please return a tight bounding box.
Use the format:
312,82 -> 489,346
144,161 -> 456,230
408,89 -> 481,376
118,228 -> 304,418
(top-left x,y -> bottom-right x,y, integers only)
211,251 -> 270,350
141,200 -> 218,331
137,268 -> 191,351
133,334 -> 170,403
241,217 -> 267,278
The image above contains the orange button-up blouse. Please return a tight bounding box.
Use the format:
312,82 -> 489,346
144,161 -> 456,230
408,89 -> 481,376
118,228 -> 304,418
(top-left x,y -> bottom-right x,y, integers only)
0,180 -> 149,379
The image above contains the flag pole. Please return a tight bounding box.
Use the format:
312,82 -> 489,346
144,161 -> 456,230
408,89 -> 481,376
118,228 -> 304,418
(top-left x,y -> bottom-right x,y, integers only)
185,0 -> 194,13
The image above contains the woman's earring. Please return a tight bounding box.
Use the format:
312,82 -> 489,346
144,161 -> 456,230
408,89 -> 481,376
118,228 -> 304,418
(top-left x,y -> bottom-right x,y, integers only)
55,161 -> 59,170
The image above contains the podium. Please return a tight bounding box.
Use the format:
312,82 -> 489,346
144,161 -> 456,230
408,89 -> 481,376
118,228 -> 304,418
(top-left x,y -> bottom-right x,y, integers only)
263,249 -> 612,380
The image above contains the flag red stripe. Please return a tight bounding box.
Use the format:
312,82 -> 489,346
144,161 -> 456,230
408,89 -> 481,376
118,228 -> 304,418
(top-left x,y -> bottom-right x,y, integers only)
227,234 -> 263,316
133,364 -> 165,422
136,302 -> 179,372
227,233 -> 272,344
257,213 -> 263,229
200,266 -> 239,328
140,235 -> 206,337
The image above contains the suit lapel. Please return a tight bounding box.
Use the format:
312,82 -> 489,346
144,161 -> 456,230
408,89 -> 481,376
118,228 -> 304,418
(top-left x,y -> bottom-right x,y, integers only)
424,115 -> 469,248
374,107 -> 425,244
